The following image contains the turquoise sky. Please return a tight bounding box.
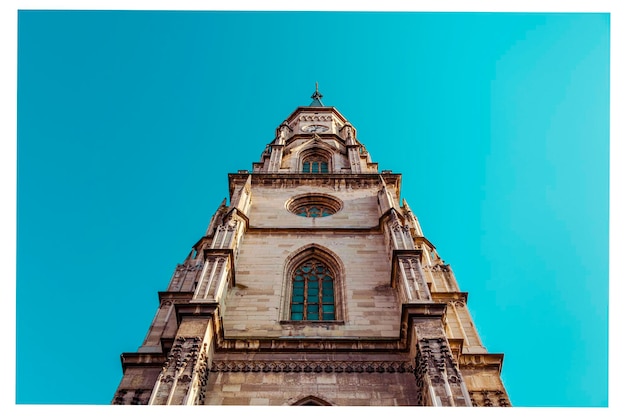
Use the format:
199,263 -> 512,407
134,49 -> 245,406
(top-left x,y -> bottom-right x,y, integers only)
15,10 -> 609,406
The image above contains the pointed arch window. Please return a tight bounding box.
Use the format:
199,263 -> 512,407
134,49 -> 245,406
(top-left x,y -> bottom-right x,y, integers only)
302,155 -> 329,173
292,396 -> 333,406
290,259 -> 335,321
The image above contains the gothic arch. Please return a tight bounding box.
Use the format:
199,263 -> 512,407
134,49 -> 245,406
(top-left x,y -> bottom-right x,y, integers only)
292,395 -> 333,406
297,140 -> 335,173
280,244 -> 346,322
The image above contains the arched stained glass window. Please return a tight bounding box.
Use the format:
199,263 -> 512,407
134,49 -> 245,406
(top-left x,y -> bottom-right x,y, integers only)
302,155 -> 329,173
290,260 -> 335,321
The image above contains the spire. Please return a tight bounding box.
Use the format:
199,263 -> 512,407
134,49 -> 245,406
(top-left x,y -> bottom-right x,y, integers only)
309,82 -> 325,107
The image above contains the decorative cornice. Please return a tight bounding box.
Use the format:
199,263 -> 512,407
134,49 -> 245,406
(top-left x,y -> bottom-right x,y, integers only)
158,291 -> 194,304
430,292 -> 469,304
459,353 -> 505,373
120,352 -> 168,372
211,359 -> 413,374
401,302 -> 447,324
228,173 -> 401,191
412,236 -> 437,250
284,106 -> 348,125
216,337 -> 406,352
174,302 -> 219,325
245,226 -> 384,234
469,389 -> 511,407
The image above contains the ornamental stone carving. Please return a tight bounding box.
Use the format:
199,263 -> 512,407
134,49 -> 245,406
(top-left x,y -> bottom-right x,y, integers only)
414,337 -> 471,406
210,360 -> 413,374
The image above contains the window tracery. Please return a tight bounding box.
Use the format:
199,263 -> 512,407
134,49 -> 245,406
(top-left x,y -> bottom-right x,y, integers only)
290,259 -> 335,321
302,155 -> 329,173
286,194 -> 342,218
281,244 -> 345,323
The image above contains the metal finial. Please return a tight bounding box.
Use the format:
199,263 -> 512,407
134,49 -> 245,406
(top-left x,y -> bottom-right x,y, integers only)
309,82 -> 324,106
311,84 -> 323,100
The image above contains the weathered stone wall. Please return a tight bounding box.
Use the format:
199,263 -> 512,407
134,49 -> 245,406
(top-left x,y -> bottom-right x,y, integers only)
223,230 -> 400,338
203,365 -> 419,406
113,367 -> 161,405
248,183 -> 382,229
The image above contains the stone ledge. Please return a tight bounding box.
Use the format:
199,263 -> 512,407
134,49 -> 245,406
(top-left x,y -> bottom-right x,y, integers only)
119,352 -> 168,372
430,292 -> 469,304
174,302 -> 219,325
157,291 -> 194,303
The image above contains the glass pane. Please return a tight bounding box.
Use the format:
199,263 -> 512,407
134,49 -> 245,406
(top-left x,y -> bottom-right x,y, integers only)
308,313 -> 319,320
294,275 -> 304,282
307,304 -> 318,313
291,304 -> 303,313
322,305 -> 334,313
321,163 -> 328,173
312,162 -> 319,173
291,312 -> 303,320
308,280 -> 318,289
303,162 -> 310,173
322,312 -> 335,320
293,288 -> 304,297
301,265 -> 311,273
322,295 -> 333,303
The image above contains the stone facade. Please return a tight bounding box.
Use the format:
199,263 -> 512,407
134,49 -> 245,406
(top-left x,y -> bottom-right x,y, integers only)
112,88 -> 510,406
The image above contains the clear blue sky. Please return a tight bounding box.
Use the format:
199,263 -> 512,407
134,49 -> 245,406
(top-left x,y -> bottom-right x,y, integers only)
15,10 -> 610,407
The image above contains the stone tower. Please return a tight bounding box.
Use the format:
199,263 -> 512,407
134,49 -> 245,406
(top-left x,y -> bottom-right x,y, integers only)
112,87 -> 511,406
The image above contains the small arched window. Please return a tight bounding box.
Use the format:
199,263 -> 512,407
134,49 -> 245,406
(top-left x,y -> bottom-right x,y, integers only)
302,155 -> 329,173
290,259 -> 335,321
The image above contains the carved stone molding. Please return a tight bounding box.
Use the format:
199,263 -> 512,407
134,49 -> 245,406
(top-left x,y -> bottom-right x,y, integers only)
216,337 -> 404,352
195,344 -> 211,405
469,390 -> 511,407
298,115 -> 333,122
174,302 -> 219,326
120,352 -> 168,372
228,173 -> 402,195
422,264 -> 451,272
149,336 -> 206,405
448,300 -> 466,308
414,337 -> 470,406
210,360 -> 413,374
112,388 -> 150,405
458,353 -> 504,372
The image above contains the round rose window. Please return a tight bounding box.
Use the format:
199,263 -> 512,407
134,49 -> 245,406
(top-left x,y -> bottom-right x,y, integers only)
287,194 -> 342,218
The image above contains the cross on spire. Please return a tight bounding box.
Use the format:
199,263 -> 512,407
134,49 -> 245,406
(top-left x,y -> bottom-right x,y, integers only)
309,82 -> 325,107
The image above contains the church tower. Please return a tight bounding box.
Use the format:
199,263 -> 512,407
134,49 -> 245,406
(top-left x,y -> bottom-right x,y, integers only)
112,86 -> 511,406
